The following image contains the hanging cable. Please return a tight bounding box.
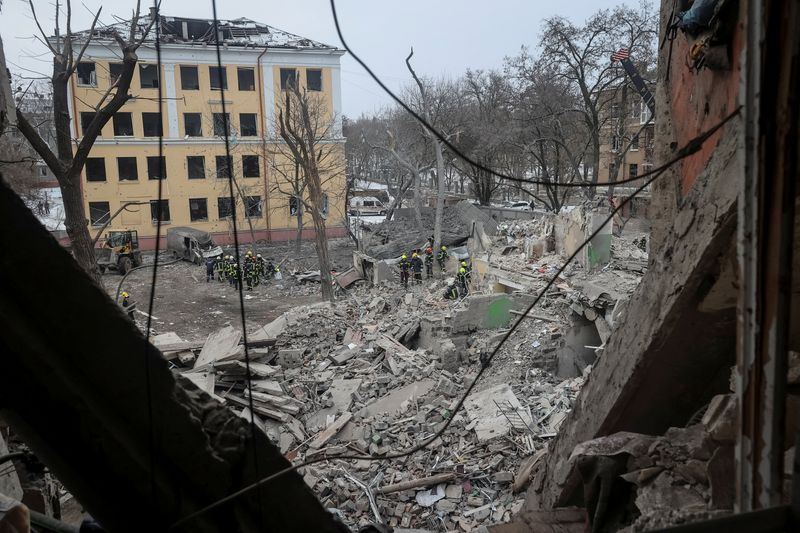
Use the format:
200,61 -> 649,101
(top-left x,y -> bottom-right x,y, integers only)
329,0 -> 657,190
167,107 -> 741,530
209,0 -> 265,526
142,0 -> 163,509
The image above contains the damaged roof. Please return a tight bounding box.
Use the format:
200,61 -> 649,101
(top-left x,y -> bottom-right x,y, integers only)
71,13 -> 340,51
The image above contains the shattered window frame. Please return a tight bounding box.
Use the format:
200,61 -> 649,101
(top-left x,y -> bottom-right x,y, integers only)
184,113 -> 203,137
112,113 -> 134,137
237,67 -> 256,91
217,196 -> 233,219
213,113 -> 231,137
215,155 -> 233,180
187,156 -> 206,179
147,156 -> 167,180
88,201 -> 110,226
307,69 -> 322,92
245,195 -> 262,218
180,65 -> 199,90
189,198 -> 209,222
210,66 -> 228,90
239,113 -> 258,137
109,63 -> 124,85
117,157 -> 138,181
149,199 -> 171,223
280,68 -> 298,91
85,158 -> 106,182
139,64 -> 160,89
242,155 -> 260,178
80,112 -> 97,136
76,62 -> 96,86
141,112 -> 163,137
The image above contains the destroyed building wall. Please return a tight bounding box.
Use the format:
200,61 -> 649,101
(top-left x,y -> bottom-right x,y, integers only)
522,0 -> 746,514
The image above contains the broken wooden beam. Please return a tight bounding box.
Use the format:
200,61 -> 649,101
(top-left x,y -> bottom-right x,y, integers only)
308,412 -> 352,449
376,472 -> 456,494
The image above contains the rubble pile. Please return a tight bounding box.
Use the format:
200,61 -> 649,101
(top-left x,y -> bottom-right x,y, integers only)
148,207 -> 652,530
548,393 -> 739,532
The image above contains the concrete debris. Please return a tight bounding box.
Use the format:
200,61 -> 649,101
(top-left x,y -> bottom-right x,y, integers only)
142,204 -> 648,531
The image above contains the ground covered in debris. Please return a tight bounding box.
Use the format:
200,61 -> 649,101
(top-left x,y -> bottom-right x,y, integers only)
109,215 -> 650,531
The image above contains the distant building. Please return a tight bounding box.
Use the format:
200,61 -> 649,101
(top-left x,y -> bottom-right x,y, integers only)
596,83 -> 655,186
63,12 -> 345,248
10,88 -> 58,187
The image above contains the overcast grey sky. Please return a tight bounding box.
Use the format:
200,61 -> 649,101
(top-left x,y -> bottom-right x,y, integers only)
1,0 -> 622,117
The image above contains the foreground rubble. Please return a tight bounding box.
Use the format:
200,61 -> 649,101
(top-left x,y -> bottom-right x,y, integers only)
147,211 -> 649,531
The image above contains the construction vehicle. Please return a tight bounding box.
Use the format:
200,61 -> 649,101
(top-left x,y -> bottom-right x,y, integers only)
95,230 -> 142,275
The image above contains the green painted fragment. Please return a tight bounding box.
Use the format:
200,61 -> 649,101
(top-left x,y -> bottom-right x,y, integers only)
485,296 -> 512,328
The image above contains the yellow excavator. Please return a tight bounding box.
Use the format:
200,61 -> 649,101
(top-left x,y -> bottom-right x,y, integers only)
95,230 -> 143,275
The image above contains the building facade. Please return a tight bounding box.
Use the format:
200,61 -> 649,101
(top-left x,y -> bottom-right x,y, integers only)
67,15 -> 346,248
596,85 -> 655,186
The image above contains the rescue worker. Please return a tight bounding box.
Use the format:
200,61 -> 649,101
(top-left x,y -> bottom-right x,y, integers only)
437,245 -> 449,273
215,256 -> 227,282
244,259 -> 254,290
205,256 -> 216,282
410,252 -> 423,284
457,266 -> 469,296
443,283 -> 459,300
264,259 -> 276,282
424,246 -> 434,279
256,254 -> 266,281
398,254 -> 411,289
231,262 -> 240,290
460,261 -> 472,283
227,257 -> 237,288
121,291 -> 136,320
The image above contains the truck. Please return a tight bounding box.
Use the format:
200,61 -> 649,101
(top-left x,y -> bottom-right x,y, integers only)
166,227 -> 223,265
95,230 -> 142,275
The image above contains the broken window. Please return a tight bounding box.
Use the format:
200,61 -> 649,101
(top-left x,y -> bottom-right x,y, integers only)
88,201 -> 110,226
245,195 -> 262,218
307,69 -> 322,92
180,65 -> 199,90
109,63 -> 124,84
184,113 -> 203,137
629,163 -> 638,179
215,155 -> 233,179
189,198 -> 208,221
280,68 -> 298,91
150,199 -> 170,222
640,102 -> 652,124
289,195 -> 301,216
320,193 -> 329,217
187,156 -> 205,179
142,113 -> 163,137
631,135 -> 640,151
85,158 -> 106,182
210,66 -> 227,90
239,113 -> 257,136
117,157 -> 138,181
139,64 -> 159,88
147,156 -> 167,180
213,113 -> 230,136
77,62 -> 96,86
80,112 -> 96,136
217,196 -> 233,218
113,113 -> 133,136
238,68 -> 255,91
242,155 -> 260,177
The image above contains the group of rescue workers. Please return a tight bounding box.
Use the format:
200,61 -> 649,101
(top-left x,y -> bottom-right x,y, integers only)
205,251 -> 280,291
397,244 -> 472,300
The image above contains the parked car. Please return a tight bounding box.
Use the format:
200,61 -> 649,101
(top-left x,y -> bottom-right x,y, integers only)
508,201 -> 533,211
166,227 -> 223,264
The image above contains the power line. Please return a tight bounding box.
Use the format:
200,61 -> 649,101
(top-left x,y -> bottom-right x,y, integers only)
167,107 -> 741,530
329,0 -> 659,190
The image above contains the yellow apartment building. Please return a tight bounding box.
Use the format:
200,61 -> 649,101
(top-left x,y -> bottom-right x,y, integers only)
596,87 -> 655,185
67,14 -> 346,249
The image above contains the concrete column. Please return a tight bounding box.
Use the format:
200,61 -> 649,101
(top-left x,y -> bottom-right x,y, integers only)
163,63 -> 179,138
331,65 -> 342,136
261,64 -> 275,138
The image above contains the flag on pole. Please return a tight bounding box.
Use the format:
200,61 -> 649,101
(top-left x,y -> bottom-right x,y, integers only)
611,48 -> 630,61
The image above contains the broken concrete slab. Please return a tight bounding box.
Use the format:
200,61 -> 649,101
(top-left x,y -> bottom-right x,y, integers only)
358,380 -> 435,419
194,326 -> 242,369
464,384 -> 531,442
276,348 -> 305,368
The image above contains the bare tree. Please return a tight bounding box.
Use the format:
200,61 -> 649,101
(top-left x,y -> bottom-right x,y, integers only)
14,0 -> 156,283
275,82 -> 343,301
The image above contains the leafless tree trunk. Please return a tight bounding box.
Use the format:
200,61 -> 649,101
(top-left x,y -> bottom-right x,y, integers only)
276,83 -> 340,302
405,49 -> 446,260
15,0 -> 155,284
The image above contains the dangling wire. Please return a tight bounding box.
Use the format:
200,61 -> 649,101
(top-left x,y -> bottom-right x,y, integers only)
209,0 -> 265,526
143,0 -> 163,510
